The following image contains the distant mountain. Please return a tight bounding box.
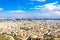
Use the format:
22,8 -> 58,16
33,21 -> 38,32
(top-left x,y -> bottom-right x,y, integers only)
15,18 -> 60,20
0,18 -> 60,20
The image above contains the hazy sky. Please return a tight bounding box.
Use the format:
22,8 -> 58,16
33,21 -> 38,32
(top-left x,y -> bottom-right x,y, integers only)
0,0 -> 60,19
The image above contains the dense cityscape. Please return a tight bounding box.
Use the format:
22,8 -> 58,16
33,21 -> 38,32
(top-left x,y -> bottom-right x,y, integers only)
0,0 -> 60,40
0,19 -> 60,40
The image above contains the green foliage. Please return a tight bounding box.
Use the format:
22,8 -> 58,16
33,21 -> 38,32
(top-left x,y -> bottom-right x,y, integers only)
0,34 -> 6,40
0,37 -> 6,40
27,37 -> 31,40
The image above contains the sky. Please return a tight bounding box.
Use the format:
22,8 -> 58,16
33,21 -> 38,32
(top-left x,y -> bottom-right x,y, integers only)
0,0 -> 60,19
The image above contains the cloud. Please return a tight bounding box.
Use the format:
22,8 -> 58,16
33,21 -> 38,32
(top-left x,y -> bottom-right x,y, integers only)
0,8 -> 3,10
44,1 -> 60,16
0,10 -> 27,18
33,1 -> 60,11
29,1 -> 60,18
0,1 -> 60,19
43,2 -> 60,17
30,0 -> 46,2
54,11 -> 60,15
1,12 -> 36,19
29,6 -> 43,10
10,10 -> 25,13
44,1 -> 59,11
28,1 -> 60,18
